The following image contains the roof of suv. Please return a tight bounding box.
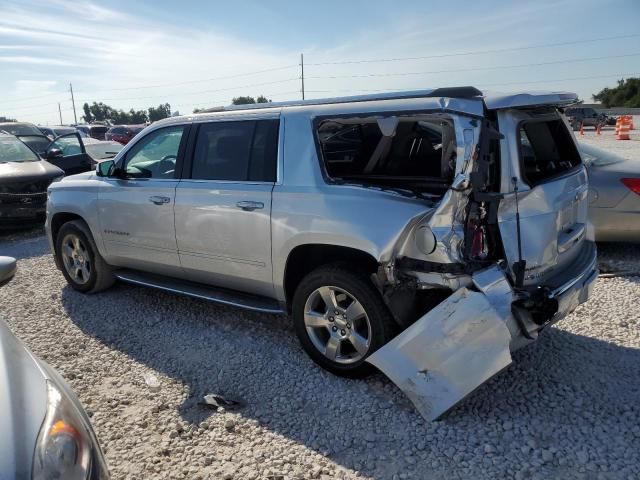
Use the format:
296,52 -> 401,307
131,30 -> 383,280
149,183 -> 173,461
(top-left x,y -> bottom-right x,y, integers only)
153,87 -> 578,128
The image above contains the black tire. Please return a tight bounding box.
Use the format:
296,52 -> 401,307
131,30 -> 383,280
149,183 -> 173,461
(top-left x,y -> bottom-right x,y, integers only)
292,264 -> 396,378
55,220 -> 115,293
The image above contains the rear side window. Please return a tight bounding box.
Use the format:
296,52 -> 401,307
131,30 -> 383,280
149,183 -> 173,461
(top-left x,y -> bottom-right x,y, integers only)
316,116 -> 456,196
518,119 -> 581,186
191,120 -> 278,182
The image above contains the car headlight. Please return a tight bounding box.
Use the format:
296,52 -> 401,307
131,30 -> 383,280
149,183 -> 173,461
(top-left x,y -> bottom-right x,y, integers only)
32,381 -> 93,480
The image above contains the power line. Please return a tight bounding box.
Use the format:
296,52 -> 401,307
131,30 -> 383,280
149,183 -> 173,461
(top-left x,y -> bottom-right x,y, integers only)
307,53 -> 640,80
304,72 -> 640,95
7,78 -> 299,112
0,64 -> 298,106
306,33 -> 640,66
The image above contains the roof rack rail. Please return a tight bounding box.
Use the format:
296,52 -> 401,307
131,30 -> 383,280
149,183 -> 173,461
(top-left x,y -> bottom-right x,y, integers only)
203,86 -> 483,113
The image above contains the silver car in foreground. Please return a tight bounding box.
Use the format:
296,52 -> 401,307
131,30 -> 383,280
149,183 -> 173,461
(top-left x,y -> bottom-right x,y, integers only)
0,257 -> 108,479
46,87 -> 597,419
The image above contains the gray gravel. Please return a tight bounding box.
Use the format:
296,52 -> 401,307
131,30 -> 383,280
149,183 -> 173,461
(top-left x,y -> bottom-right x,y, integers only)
1,227 -> 639,480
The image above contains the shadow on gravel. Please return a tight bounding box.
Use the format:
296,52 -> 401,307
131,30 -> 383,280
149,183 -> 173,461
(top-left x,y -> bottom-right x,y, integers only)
0,226 -> 50,260
60,280 -> 640,477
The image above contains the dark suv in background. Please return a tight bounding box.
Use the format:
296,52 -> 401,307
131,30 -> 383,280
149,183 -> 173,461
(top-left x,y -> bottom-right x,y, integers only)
564,107 -> 607,130
75,124 -> 109,140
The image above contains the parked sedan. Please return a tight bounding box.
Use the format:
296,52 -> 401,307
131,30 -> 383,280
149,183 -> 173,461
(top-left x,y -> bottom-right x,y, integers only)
580,143 -> 640,242
0,257 -> 109,479
105,125 -> 145,145
0,132 -> 63,227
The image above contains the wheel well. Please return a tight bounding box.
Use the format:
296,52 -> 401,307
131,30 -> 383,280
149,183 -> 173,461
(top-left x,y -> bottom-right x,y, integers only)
50,213 -> 84,251
283,244 -> 379,308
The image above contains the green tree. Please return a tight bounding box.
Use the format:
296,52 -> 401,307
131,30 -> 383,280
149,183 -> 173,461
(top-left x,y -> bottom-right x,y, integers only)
592,78 -> 640,107
232,96 -> 256,105
0,116 -> 16,122
256,95 -> 271,103
148,103 -> 171,122
82,102 -> 93,123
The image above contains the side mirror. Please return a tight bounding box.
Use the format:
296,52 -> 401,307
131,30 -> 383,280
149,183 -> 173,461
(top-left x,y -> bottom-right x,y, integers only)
96,159 -> 115,177
46,148 -> 64,160
0,257 -> 17,287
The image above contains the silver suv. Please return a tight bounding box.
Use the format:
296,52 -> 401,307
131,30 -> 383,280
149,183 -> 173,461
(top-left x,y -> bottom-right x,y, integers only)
46,88 -> 598,419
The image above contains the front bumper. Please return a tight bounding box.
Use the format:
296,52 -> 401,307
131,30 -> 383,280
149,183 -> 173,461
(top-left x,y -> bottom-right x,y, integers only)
0,203 -> 46,227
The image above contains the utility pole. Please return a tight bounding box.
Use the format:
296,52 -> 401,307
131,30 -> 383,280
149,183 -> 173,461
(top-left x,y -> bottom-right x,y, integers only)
69,83 -> 78,125
58,102 -> 63,125
300,53 -> 305,101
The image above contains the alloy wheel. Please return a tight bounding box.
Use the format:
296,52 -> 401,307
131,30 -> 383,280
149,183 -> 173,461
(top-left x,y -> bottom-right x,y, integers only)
61,233 -> 92,285
303,285 -> 372,364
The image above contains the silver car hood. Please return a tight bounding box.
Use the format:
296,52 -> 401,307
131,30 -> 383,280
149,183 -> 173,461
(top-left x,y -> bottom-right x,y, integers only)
0,319 -> 48,480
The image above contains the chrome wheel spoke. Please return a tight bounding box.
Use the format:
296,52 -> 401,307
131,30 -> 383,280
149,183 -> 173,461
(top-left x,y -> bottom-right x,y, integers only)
318,286 -> 338,310
304,311 -> 329,328
325,337 -> 341,360
80,263 -> 90,280
348,331 -> 369,356
63,244 -> 74,258
345,299 -> 366,321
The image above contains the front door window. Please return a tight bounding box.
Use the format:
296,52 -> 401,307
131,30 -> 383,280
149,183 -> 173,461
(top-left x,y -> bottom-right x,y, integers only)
123,126 -> 185,179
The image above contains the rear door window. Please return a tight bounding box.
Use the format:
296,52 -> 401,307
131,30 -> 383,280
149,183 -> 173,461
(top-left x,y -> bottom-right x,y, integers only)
518,119 -> 581,186
316,116 -> 456,196
190,120 -> 278,182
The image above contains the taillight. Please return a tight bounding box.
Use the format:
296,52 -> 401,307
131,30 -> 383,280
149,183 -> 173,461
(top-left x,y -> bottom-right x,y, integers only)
621,178 -> 640,196
471,224 -> 488,260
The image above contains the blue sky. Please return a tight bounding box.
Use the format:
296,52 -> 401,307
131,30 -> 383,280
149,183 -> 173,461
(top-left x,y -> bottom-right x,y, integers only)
1,0 -> 639,124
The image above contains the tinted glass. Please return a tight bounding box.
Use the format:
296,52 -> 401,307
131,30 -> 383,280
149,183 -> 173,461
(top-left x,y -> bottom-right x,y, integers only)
51,135 -> 82,156
519,119 -> 582,185
0,136 -> 39,162
191,120 -> 278,182
124,126 -> 185,179
0,123 -> 42,136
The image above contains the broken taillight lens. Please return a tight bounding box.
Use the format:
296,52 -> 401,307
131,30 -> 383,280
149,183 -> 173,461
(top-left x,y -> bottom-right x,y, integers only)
471,224 -> 489,260
621,178 -> 640,196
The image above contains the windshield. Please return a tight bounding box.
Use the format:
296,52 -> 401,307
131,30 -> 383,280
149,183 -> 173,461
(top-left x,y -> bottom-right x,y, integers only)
0,123 -> 43,136
0,136 -> 40,162
578,143 -> 626,167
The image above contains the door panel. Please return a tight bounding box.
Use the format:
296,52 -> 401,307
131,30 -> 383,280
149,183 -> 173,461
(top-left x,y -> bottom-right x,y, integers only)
46,133 -> 93,175
174,182 -> 274,297
98,179 -> 181,274
96,124 -> 189,275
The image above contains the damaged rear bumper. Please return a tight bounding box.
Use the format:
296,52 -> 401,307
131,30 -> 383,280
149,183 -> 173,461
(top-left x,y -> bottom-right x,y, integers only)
367,243 -> 598,421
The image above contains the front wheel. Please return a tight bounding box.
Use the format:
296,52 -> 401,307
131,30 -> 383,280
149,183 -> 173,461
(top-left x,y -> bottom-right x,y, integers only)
292,265 -> 396,378
56,220 -> 115,293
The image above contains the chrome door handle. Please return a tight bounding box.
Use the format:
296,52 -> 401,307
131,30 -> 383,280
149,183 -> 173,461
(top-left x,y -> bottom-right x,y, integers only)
236,200 -> 264,211
149,195 -> 171,205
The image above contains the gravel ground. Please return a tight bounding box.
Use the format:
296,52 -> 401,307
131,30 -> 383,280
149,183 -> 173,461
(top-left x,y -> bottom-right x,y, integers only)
1,229 -> 639,480
1,132 -> 639,480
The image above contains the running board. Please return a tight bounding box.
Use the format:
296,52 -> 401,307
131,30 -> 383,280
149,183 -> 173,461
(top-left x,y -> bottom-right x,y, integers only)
114,269 -> 284,314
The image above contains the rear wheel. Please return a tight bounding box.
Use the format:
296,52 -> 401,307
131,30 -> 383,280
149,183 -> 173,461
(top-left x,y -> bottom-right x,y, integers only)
56,220 -> 115,293
292,264 -> 396,378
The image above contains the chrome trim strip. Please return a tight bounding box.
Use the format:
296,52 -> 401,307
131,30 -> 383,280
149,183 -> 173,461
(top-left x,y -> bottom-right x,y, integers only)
114,273 -> 283,314
548,251 -> 598,299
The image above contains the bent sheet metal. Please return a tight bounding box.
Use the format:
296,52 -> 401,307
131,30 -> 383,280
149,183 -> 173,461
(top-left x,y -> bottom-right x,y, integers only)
367,271 -> 514,421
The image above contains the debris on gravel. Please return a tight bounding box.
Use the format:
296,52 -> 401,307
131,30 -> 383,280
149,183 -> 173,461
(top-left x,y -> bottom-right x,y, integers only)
0,230 -> 639,479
